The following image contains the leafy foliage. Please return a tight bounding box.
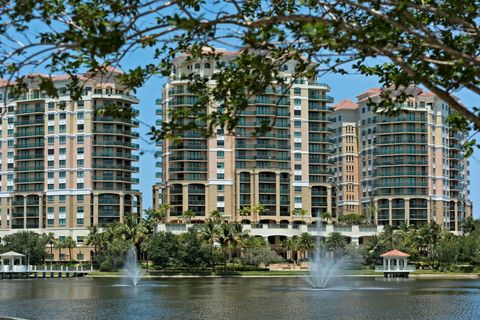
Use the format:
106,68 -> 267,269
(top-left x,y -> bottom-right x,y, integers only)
0,231 -> 48,264
0,0 -> 478,141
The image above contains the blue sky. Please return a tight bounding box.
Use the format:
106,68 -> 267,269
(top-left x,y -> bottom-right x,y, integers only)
122,52 -> 478,218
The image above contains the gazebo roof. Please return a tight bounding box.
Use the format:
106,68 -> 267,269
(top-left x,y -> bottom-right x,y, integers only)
0,251 -> 25,258
380,249 -> 410,258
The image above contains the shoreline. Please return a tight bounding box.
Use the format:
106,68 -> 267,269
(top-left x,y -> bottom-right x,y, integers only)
86,271 -> 480,280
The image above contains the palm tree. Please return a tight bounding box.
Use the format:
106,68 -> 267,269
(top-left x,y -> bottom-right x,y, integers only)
461,216 -> 476,234
321,212 -> 332,224
217,222 -> 234,272
144,204 -> 170,224
199,218 -> 219,272
293,209 -> 309,223
182,209 -> 195,224
63,237 -> 77,262
209,209 -> 222,223
325,232 -> 347,261
122,213 -> 148,262
43,232 -> 56,263
85,225 -> 103,259
281,237 -> 298,261
230,224 -> 249,270
297,233 -> 315,261
55,238 -> 65,262
252,204 -> 267,223
239,206 -> 251,223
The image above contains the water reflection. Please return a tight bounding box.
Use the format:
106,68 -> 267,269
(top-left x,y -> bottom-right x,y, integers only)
0,277 -> 479,320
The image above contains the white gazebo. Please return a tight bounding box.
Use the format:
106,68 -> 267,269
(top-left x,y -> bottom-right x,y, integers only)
0,251 -> 27,272
375,249 -> 415,277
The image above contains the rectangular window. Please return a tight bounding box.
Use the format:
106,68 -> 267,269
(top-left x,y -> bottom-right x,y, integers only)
48,126 -> 54,134
77,148 -> 84,155
217,173 -> 224,179
217,151 -> 224,159
77,183 -> 84,189
77,136 -> 84,143
59,125 -> 66,133
77,195 -> 84,202
77,159 -> 84,166
48,137 -> 54,145
59,136 -> 66,144
59,195 -> 66,203
59,183 -> 66,189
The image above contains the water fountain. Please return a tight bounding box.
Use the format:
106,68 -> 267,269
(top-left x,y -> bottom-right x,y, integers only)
123,246 -> 143,286
304,220 -> 345,289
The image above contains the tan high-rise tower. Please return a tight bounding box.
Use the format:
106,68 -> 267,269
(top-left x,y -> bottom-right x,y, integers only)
154,49 -> 336,224
0,69 -> 142,260
333,87 -> 471,231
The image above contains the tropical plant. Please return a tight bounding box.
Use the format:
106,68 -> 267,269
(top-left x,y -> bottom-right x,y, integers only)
55,238 -> 65,262
42,232 -> 56,262
1,0 -> 478,151
325,232 -> 347,261
217,223 -> 234,272
293,209 -> 309,223
229,224 -> 250,270
461,216 -> 476,234
199,218 -> 219,271
321,212 -> 332,224
147,232 -> 181,269
85,224 -> 102,258
1,231 -> 48,265
281,237 -> 298,261
63,237 -> 77,262
297,233 -> 315,261
209,209 -> 222,223
182,209 -> 196,224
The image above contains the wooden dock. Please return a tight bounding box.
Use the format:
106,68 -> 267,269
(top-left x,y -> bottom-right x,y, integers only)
1,265 -> 93,280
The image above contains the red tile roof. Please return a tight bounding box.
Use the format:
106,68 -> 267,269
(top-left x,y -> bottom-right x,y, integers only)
333,99 -> 358,110
381,249 -> 410,257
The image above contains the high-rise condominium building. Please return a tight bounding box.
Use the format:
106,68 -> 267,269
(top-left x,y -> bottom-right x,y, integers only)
154,49 -> 336,224
0,69 -> 141,260
332,87 -> 471,231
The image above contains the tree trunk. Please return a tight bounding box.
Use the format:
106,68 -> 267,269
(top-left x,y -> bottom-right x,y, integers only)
223,248 -> 227,272
69,248 -> 72,262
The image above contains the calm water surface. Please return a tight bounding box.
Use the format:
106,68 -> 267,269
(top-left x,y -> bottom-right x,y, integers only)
0,277 -> 479,320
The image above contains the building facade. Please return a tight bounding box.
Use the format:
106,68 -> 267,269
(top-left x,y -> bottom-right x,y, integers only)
155,50 -> 336,224
332,88 -> 471,231
0,69 -> 141,261
154,52 -> 471,232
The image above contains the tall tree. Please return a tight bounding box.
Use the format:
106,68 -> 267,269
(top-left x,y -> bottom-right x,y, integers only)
63,237 -> 77,262
0,0 -> 478,152
199,218 -> 219,272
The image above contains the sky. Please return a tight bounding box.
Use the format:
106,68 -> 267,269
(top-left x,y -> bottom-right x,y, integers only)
131,65 -> 479,218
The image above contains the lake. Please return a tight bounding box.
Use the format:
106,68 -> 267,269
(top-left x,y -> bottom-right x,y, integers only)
0,277 -> 479,320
